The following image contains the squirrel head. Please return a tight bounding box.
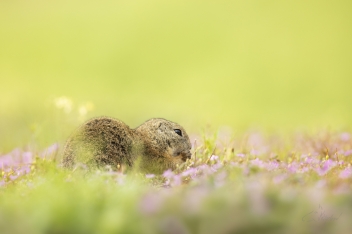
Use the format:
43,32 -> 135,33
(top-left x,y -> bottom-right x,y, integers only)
135,118 -> 192,168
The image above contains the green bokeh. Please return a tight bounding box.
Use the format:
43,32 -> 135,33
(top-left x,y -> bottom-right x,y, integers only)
1,0 -> 352,150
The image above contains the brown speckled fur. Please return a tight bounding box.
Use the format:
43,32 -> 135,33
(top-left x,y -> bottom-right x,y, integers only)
63,117 -> 191,173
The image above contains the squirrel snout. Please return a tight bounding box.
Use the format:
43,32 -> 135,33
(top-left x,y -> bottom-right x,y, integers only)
175,150 -> 192,161
183,151 -> 192,160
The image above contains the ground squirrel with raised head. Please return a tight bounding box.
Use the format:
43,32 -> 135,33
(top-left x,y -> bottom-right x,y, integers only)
63,117 -> 192,173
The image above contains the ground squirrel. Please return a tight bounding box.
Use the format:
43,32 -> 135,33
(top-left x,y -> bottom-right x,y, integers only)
62,117 -> 192,173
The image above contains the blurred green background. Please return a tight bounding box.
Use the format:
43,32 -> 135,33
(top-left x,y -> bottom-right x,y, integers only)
1,0 -> 352,151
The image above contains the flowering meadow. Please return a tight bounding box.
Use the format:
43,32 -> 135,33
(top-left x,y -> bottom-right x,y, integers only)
1,129 -> 352,234
1,1 -> 352,233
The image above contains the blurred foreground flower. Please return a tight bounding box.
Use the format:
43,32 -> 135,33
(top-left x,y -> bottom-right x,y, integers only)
315,159 -> 337,176
339,167 -> 352,179
0,144 -> 59,185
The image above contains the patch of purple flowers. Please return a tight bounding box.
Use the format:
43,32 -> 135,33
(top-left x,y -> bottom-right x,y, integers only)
314,159 -> 337,176
339,167 -> 352,179
0,143 -> 59,185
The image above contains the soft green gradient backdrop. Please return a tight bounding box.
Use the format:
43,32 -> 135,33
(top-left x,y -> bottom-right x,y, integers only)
1,0 -> 352,149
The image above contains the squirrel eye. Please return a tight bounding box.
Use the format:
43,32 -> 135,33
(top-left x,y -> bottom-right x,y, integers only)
174,129 -> 182,136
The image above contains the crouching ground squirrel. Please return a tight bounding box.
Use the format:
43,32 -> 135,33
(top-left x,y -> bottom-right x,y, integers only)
62,117 -> 192,173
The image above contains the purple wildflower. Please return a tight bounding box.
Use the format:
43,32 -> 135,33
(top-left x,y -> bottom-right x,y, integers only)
340,132 -> 350,141
181,167 -> 198,178
0,155 -> 14,167
22,152 -> 33,164
146,174 -> 155,179
162,169 -> 187,187
305,156 -> 319,165
9,175 -> 19,181
314,159 -> 337,176
211,162 -> 223,172
197,164 -> 212,175
236,153 -> 245,158
209,155 -> 219,161
266,160 -> 279,171
163,169 -> 175,179
250,158 -> 265,168
287,162 -> 298,173
339,167 -> 352,179
299,166 -> 310,173
17,165 -> 31,175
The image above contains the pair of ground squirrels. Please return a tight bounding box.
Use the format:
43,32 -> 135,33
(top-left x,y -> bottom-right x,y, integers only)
63,117 -> 192,173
